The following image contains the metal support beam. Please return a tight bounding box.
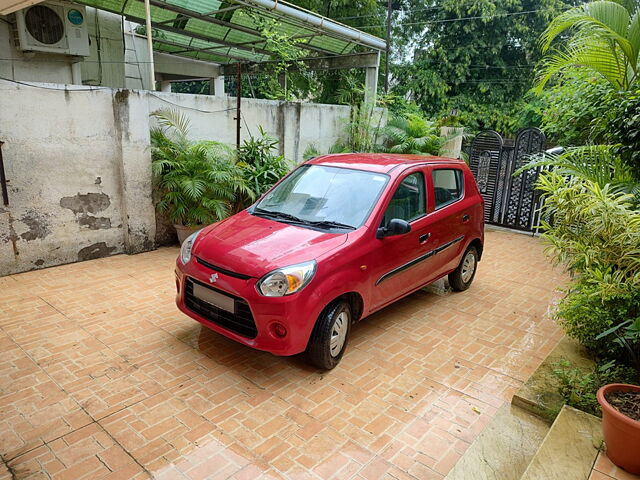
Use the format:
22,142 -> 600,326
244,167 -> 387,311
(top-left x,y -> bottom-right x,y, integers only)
125,10 -> 272,56
235,63 -> 241,150
154,4 -> 242,25
151,38 -> 250,63
221,52 -> 380,76
239,0 -> 387,51
139,0 -> 344,56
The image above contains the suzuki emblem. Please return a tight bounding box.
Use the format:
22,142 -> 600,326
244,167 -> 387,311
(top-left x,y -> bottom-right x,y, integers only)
209,273 -> 219,283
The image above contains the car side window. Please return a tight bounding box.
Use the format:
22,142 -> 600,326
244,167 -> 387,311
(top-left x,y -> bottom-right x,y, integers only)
381,172 -> 426,225
433,169 -> 464,209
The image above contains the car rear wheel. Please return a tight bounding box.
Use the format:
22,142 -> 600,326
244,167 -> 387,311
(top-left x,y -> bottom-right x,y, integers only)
448,246 -> 478,291
306,300 -> 351,370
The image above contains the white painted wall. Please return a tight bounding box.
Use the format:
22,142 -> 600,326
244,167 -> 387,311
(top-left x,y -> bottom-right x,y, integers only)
0,81 -> 354,275
146,93 -> 352,161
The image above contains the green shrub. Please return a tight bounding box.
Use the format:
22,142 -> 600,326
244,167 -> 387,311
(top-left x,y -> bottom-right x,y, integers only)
556,280 -> 640,360
553,359 -> 638,416
522,150 -> 640,379
150,109 -> 252,226
237,127 -> 290,201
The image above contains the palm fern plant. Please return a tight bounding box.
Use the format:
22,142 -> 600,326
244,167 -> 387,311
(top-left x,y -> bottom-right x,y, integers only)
517,145 -> 640,202
150,109 -> 252,227
535,0 -> 640,92
378,114 -> 462,156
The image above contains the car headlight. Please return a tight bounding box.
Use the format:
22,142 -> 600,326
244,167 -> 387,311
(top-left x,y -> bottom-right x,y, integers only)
257,261 -> 317,297
180,229 -> 202,264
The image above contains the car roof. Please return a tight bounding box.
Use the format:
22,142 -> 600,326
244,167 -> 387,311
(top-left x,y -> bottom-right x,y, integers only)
305,153 -> 466,173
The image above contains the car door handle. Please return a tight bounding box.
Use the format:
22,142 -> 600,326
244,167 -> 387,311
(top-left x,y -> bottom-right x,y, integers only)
419,233 -> 430,244
462,214 -> 470,223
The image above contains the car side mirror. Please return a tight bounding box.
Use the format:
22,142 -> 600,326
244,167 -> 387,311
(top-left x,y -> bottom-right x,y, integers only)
377,218 -> 411,239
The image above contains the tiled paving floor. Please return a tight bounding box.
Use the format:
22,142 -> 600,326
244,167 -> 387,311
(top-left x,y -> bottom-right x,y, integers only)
1,229 -> 566,480
590,453 -> 640,480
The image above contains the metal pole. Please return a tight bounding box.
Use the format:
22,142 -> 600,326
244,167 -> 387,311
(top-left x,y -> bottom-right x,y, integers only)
384,0 -> 391,93
144,0 -> 156,91
0,141 -> 9,206
236,62 -> 241,150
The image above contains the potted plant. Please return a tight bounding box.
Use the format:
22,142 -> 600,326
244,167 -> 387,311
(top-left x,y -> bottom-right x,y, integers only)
596,319 -> 640,474
150,109 -> 253,244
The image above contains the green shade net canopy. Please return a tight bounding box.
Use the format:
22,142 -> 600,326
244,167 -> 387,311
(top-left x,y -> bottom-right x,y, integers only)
76,0 -> 386,65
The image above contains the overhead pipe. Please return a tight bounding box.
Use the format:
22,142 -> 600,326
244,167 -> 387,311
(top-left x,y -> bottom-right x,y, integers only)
239,0 -> 387,51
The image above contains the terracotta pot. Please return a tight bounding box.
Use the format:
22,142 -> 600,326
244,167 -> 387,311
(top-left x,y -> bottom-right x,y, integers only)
597,383 -> 640,474
174,224 -> 201,245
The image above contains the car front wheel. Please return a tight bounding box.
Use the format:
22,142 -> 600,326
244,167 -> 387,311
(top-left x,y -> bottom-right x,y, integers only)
306,300 -> 351,370
448,245 -> 478,291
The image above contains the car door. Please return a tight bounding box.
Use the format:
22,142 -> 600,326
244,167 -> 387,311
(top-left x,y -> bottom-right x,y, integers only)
425,165 -> 472,280
369,167 -> 441,310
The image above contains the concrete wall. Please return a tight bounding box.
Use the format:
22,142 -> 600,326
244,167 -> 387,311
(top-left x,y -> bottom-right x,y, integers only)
0,80 -> 352,275
146,94 -> 352,161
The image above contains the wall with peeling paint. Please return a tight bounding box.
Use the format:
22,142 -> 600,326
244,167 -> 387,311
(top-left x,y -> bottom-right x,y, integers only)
0,81 -> 354,275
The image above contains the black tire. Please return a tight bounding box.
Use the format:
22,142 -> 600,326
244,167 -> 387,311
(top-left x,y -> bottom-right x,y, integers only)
448,246 -> 478,292
306,300 -> 351,370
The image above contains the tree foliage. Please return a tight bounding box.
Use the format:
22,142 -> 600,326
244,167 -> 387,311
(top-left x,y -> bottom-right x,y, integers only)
390,0 -> 576,134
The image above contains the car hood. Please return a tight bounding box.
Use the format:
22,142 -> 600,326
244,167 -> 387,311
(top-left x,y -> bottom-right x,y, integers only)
193,210 -> 348,278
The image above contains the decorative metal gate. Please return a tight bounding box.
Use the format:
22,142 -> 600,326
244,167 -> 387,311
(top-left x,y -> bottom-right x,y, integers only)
468,128 -> 546,232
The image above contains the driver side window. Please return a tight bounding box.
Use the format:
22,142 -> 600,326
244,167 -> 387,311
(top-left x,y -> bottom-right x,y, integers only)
381,172 -> 426,226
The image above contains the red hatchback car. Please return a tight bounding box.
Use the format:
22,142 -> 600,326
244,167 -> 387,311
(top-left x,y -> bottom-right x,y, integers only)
175,154 -> 484,369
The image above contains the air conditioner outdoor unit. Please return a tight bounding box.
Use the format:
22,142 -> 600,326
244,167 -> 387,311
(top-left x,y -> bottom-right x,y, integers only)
14,2 -> 89,56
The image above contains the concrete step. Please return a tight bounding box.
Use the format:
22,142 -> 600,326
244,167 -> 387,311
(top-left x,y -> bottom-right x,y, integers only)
512,336 -> 594,423
445,404 -> 549,480
520,405 -> 602,480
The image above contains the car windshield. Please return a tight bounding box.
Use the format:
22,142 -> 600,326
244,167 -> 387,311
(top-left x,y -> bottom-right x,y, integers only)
253,165 -> 389,230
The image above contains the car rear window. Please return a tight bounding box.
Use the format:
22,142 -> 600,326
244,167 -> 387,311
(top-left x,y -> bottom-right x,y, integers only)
433,169 -> 464,209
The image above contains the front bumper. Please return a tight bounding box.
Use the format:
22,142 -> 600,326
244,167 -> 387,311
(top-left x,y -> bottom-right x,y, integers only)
175,257 -> 323,356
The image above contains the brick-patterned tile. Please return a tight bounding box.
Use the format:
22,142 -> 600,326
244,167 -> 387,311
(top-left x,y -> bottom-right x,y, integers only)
7,423 -> 149,480
1,232 -> 567,478
0,332 -> 93,460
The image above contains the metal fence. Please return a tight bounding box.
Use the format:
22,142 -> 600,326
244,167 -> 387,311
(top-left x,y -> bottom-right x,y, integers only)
468,128 -> 546,232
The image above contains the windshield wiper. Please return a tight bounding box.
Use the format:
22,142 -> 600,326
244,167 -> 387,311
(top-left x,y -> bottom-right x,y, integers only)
252,208 -> 304,223
303,220 -> 356,230
253,208 -> 355,230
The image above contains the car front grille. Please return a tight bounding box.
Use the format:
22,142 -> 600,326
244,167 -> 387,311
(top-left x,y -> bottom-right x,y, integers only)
184,277 -> 257,339
195,256 -> 252,280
